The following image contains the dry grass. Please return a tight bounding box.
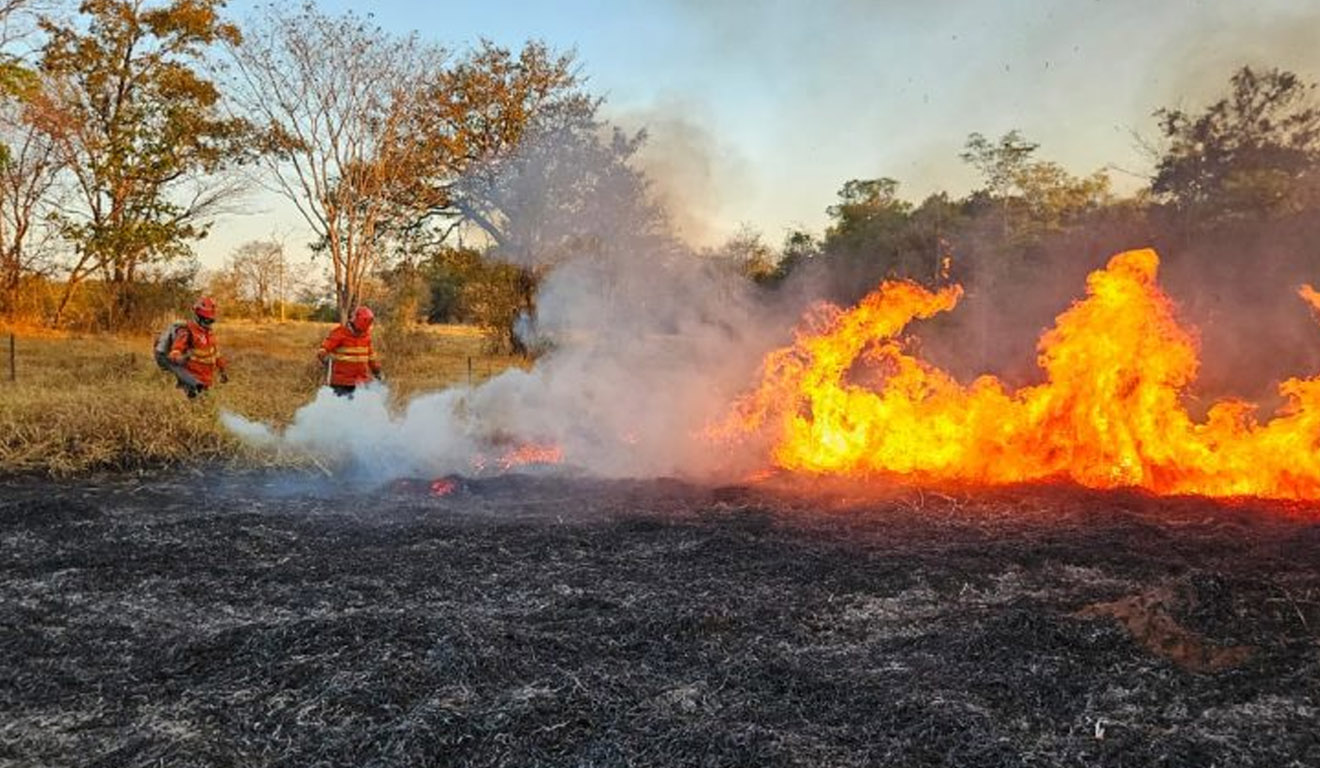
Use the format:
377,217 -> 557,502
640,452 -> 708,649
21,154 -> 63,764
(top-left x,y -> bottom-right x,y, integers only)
0,321 -> 524,475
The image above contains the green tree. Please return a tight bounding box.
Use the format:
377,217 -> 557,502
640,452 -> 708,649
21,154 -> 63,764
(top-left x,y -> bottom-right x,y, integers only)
960,131 -> 1037,238
820,177 -> 946,292
770,228 -> 819,283
39,0 -> 251,328
1152,66 -> 1320,224
961,130 -> 1111,243
1014,161 -> 1111,234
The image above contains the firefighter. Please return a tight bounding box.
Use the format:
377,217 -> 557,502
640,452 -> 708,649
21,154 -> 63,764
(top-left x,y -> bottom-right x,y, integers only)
167,296 -> 229,399
318,305 -> 382,397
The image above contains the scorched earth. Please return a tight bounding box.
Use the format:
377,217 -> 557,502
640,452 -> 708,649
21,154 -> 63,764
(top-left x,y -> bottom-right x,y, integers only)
2,470 -> 1318,767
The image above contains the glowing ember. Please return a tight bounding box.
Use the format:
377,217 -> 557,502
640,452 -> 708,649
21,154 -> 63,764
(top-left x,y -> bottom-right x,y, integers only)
497,442 -> 564,471
468,441 -> 564,474
712,248 -> 1320,500
430,478 -> 458,496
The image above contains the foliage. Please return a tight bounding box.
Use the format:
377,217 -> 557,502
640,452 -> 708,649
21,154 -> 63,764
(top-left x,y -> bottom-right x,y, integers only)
960,131 -> 1112,243
227,1 -> 440,321
814,178 -> 960,299
38,0 -> 253,328
201,239 -> 309,321
709,224 -> 777,283
0,68 -> 65,316
394,40 -> 586,248
1152,66 -> 1320,223
440,93 -> 674,354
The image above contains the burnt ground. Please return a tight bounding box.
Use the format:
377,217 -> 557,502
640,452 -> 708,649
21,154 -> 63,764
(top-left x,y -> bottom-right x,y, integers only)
1,471 -> 1318,768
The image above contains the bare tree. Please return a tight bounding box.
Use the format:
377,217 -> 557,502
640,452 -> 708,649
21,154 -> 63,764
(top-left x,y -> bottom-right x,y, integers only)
227,2 -> 442,320
225,238 -> 299,319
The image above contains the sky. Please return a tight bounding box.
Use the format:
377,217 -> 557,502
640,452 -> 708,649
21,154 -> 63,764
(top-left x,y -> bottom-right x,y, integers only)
204,0 -> 1320,269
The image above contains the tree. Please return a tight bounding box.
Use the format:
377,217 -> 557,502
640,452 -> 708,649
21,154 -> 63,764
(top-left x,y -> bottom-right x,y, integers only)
0,71 -> 65,316
39,0 -> 252,328
961,130 -> 1111,244
769,228 -> 820,283
228,1 -> 441,320
1013,161 -> 1111,234
436,95 -> 673,353
224,238 -> 294,319
961,131 -> 1037,238
819,178 -> 938,293
0,1 -> 51,94
1152,66 -> 1320,223
711,224 -> 776,283
394,40 -> 585,251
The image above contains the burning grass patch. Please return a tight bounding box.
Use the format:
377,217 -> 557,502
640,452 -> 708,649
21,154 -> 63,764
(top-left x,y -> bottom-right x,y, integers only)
1,473 -> 1318,766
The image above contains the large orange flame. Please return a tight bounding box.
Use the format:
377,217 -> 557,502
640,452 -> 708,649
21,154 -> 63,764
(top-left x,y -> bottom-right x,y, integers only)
713,248 -> 1320,500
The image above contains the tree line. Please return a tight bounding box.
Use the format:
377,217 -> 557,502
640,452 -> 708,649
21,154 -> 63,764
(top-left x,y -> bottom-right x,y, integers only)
0,1 -> 1317,358
0,0 -> 655,350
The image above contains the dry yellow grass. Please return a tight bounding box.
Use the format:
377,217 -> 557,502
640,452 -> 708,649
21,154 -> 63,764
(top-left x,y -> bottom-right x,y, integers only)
0,321 -> 524,475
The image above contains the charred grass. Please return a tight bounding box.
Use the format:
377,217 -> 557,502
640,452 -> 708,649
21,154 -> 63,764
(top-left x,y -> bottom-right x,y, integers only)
0,322 -> 521,475
1,473 -> 1317,767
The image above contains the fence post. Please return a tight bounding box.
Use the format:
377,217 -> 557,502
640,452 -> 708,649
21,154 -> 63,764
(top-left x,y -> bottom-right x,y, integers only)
467,356 -> 473,386
8,333 -> 14,382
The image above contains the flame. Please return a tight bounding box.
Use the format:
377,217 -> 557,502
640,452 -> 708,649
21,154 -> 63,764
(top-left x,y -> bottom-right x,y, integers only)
1300,283 -> 1320,317
713,248 -> 1320,500
496,442 -> 564,471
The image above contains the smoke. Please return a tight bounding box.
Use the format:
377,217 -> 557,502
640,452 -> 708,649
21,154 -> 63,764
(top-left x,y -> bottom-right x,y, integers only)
224,384 -> 517,480
900,211 -> 1320,413
224,112 -> 794,484
611,99 -> 751,249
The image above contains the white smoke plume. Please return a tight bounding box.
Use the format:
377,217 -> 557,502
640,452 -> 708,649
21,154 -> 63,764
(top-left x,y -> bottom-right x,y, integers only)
223,108 -> 797,484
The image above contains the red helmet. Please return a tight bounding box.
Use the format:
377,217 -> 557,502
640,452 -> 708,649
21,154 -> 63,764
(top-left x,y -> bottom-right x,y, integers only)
194,296 -> 217,324
351,305 -> 374,332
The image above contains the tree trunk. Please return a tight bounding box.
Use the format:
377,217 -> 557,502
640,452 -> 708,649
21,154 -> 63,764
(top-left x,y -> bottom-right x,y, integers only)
51,280 -> 78,328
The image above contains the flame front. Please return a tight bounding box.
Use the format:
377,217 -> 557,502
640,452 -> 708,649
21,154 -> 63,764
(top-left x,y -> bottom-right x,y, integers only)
713,248 -> 1320,500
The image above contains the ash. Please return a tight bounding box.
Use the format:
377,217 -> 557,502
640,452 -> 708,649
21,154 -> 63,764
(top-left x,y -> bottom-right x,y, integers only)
2,471 -> 1318,767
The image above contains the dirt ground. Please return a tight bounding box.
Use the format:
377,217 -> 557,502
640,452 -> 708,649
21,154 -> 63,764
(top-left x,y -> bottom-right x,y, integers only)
2,470 -> 1318,767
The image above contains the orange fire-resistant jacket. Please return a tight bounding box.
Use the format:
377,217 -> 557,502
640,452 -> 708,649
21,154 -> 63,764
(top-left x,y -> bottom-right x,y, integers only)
318,323 -> 381,387
168,320 -> 227,387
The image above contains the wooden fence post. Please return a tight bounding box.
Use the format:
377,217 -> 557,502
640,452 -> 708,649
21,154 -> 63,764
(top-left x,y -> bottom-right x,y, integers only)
8,333 -> 14,382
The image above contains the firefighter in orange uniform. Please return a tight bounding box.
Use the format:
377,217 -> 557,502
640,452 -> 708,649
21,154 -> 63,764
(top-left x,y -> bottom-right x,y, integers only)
318,305 -> 382,397
168,296 -> 229,399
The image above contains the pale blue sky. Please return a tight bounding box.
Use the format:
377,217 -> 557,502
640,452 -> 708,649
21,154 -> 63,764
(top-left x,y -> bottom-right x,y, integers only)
206,0 -> 1320,268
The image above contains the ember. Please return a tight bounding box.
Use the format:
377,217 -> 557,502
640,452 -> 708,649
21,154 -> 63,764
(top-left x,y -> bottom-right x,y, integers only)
714,249 -> 1320,501
496,442 -> 564,471
430,477 -> 458,496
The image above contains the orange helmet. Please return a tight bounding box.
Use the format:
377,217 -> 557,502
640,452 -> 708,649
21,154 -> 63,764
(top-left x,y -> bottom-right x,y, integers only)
194,296 -> 217,325
351,305 -> 374,332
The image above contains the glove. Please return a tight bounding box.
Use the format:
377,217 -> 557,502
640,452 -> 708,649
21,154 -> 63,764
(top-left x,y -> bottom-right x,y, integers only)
219,370 -> 230,384
373,370 -> 385,383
